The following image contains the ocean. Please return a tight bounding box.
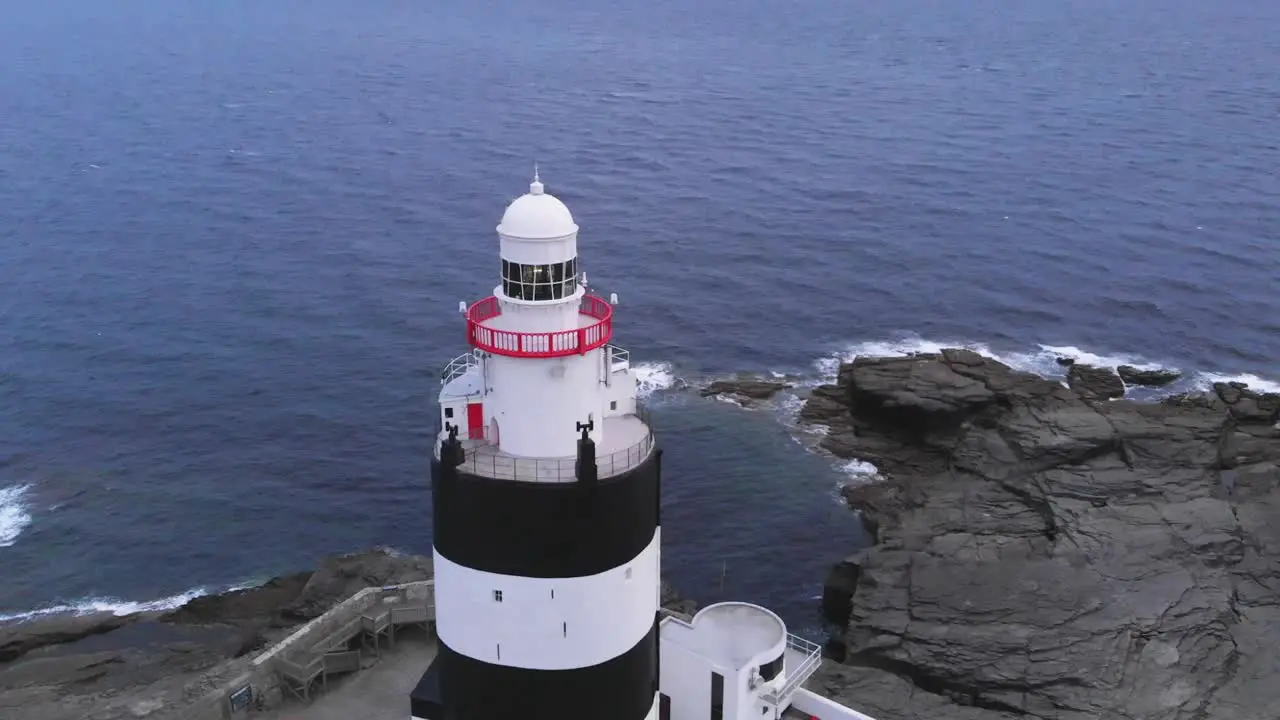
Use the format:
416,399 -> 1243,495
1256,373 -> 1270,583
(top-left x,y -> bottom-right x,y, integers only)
1,0 -> 1278,639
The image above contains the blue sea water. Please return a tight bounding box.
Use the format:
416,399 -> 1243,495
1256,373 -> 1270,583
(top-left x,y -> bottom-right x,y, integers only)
1,0 -> 1279,635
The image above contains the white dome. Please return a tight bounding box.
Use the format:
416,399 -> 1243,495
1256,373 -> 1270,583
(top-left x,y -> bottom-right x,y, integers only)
496,177 -> 578,239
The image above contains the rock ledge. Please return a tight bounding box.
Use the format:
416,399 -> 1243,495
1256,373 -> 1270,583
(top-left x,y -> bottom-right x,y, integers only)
803,350 -> 1280,720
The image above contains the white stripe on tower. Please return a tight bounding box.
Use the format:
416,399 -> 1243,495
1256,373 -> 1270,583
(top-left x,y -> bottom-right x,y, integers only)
433,530 -> 660,669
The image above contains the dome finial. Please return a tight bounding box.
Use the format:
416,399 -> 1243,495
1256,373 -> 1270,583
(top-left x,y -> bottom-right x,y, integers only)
530,162 -> 544,195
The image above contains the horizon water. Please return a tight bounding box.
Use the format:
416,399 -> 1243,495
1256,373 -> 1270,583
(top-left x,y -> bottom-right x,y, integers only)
2,0 -> 1279,638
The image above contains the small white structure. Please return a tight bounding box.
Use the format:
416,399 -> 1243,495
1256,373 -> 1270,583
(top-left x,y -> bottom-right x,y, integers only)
659,603 -> 826,720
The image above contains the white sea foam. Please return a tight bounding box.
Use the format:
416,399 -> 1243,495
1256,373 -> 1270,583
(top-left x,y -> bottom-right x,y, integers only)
1193,372 -> 1280,395
0,484 -> 33,548
0,588 -> 206,624
837,458 -> 882,484
813,337 -> 996,381
814,337 -> 1174,384
816,336 -> 1280,397
0,579 -> 264,624
634,361 -> 679,398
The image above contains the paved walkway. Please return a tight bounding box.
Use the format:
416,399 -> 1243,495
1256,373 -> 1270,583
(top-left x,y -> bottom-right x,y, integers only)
258,638 -> 437,720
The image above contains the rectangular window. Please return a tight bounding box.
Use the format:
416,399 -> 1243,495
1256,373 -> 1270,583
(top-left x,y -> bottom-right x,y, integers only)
659,694 -> 671,720
610,400 -> 618,411
444,407 -> 454,418
711,672 -> 724,720
562,622 -> 567,637
493,590 -> 503,602
625,567 -> 632,580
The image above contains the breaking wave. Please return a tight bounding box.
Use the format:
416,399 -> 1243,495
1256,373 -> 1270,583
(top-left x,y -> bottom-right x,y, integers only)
0,579 -> 263,625
634,361 -> 681,398
0,484 -> 33,549
813,336 -> 1280,395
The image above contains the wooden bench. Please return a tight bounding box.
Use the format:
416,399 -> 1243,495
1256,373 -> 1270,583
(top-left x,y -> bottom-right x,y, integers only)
361,610 -> 393,657
275,654 -> 323,703
389,604 -> 432,644
320,650 -> 362,692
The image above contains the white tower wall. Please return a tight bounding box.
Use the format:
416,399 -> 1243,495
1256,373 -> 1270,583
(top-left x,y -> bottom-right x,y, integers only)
485,350 -> 605,458
433,529 -> 660,670
487,293 -> 584,332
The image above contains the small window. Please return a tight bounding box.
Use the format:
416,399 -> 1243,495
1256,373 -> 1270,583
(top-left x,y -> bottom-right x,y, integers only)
562,622 -> 567,637
625,567 -> 633,580
550,588 -> 555,599
493,590 -> 503,602
759,652 -> 784,681
610,400 -> 618,411
444,407 -> 454,418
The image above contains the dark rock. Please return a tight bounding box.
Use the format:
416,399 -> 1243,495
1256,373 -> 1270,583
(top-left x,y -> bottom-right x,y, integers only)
660,582 -> 698,618
1066,363 -> 1126,400
821,554 -> 863,628
160,571 -> 311,627
0,613 -> 134,664
1214,382 -> 1280,424
800,349 -> 1280,720
1116,365 -> 1182,387
799,384 -> 849,425
282,548 -> 433,621
700,379 -> 791,403
844,352 -> 1000,437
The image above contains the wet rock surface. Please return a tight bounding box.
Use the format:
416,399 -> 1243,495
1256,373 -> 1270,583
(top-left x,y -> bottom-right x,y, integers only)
1118,365 -> 1183,388
0,548 -> 434,719
804,351 -> 1280,720
1066,363 -> 1126,400
700,378 -> 792,403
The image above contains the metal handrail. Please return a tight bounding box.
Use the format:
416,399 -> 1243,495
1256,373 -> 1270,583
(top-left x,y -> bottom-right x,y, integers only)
608,344 -> 631,371
435,405 -> 654,482
440,351 -> 480,386
763,634 -> 823,705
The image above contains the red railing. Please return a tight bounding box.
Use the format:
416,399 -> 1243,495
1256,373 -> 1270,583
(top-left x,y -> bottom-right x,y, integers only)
466,294 -> 614,358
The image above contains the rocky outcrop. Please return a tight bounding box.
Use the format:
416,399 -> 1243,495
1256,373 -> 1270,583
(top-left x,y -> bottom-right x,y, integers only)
661,581 -> 699,617
1066,363 -> 1125,400
1118,365 -> 1182,388
700,378 -> 791,404
0,612 -> 134,664
805,351 -> 1280,720
280,548 -> 434,621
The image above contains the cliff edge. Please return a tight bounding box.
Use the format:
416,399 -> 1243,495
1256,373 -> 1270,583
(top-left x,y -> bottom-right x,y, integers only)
805,350 -> 1280,720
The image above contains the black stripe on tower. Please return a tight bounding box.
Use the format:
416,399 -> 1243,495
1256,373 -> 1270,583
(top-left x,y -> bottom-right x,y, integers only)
412,620 -> 659,720
431,447 -> 661,578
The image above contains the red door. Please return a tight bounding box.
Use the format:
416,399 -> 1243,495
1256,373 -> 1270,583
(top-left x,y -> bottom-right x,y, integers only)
466,403 -> 485,439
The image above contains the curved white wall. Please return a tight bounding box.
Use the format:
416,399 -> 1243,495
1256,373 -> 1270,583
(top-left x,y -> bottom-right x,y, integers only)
499,234 -> 578,265
486,350 -> 605,458
434,529 -> 660,670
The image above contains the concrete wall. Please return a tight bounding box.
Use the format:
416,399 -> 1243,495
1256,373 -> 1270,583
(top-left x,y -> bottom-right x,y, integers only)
659,637 -> 708,720
790,688 -> 880,720
178,580 -> 435,719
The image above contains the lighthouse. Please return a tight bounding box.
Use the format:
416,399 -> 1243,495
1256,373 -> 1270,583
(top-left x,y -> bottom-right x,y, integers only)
412,173 -> 662,720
